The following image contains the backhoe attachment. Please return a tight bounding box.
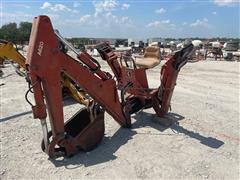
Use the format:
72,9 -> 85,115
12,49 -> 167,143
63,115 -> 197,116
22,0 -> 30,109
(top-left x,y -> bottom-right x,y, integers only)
26,16 -> 193,158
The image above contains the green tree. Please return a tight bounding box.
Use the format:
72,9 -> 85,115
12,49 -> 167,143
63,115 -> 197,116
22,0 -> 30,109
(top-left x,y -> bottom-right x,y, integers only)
18,22 -> 32,43
0,21 -> 32,44
0,23 -> 18,42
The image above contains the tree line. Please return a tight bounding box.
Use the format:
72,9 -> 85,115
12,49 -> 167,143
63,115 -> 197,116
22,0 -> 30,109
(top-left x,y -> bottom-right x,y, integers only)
0,22 -> 32,44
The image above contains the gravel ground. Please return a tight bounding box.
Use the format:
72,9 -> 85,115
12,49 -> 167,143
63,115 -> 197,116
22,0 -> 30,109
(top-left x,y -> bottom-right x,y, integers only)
0,59 -> 239,179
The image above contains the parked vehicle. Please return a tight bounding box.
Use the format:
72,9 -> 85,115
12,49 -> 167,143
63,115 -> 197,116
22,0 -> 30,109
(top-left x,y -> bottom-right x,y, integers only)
222,41 -> 240,61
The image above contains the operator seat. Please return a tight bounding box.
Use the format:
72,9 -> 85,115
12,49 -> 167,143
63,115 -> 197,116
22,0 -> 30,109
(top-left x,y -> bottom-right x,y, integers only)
135,46 -> 160,69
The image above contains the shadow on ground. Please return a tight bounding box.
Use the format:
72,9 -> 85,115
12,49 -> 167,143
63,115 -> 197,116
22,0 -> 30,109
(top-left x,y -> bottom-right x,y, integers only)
63,97 -> 78,106
49,111 -> 224,168
0,98 -> 77,123
0,110 -> 32,123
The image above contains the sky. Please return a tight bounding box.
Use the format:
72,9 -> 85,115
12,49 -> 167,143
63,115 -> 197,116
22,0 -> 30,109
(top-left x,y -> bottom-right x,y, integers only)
0,0 -> 239,38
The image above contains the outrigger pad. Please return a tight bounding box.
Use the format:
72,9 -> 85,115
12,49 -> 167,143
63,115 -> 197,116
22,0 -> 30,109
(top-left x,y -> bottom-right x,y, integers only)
64,107 -> 105,151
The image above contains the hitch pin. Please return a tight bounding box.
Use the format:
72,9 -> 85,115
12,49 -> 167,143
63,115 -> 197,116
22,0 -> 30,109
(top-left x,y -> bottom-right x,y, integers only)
40,118 -> 49,152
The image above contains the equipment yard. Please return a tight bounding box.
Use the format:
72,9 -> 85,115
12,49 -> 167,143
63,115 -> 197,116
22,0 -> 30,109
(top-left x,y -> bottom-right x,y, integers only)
1,59 -> 239,179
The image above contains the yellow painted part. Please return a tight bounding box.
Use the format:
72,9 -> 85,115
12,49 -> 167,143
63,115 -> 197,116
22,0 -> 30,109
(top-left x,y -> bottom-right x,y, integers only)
0,42 -> 26,69
0,41 -> 91,106
62,75 -> 92,107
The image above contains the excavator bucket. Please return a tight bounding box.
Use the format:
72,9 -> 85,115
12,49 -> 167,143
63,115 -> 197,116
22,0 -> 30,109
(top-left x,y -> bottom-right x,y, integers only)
64,107 -> 105,151
41,107 -> 105,156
